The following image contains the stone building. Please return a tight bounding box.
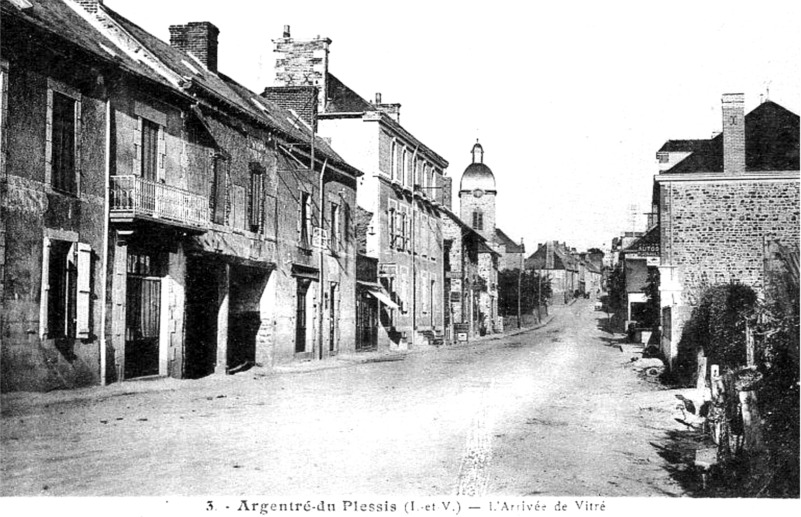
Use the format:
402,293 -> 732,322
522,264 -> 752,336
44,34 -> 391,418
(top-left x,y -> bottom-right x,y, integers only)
268,26 -> 448,350
457,141 -> 505,332
0,0 -> 361,391
525,241 -> 580,304
654,93 -> 800,370
494,228 -> 526,272
440,206 -> 498,341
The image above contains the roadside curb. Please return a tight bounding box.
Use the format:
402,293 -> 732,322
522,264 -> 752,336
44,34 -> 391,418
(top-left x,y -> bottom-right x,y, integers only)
1,313 -> 562,410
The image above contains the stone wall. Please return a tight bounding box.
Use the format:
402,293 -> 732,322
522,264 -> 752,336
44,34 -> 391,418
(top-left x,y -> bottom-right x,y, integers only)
661,178 -> 800,304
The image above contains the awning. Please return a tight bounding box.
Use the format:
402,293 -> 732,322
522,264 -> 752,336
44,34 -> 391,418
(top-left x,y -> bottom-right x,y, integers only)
357,281 -> 400,310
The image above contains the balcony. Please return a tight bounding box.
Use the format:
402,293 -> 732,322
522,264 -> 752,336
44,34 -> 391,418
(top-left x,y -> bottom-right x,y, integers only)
110,175 -> 209,230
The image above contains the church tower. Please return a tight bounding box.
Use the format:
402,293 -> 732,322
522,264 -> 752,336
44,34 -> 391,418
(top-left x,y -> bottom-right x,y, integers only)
459,140 -> 496,242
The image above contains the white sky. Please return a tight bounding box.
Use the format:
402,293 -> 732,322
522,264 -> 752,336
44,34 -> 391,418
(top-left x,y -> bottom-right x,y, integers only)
105,0 -> 801,253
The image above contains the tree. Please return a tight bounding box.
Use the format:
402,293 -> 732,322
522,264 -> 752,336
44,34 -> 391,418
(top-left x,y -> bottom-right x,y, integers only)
676,283 -> 758,381
497,269 -> 552,316
640,267 -> 660,328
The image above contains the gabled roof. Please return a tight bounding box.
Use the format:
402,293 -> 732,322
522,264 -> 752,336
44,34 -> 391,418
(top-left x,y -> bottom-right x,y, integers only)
664,101 -> 800,174
657,139 -> 711,153
525,242 -> 578,271
96,6 -> 360,177
319,73 -> 449,168
440,206 -> 499,257
622,224 -> 659,256
326,73 -> 374,113
494,228 -> 524,253
2,0 -> 171,89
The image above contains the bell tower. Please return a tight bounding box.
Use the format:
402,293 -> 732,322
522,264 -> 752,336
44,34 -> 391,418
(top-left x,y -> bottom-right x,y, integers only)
458,140 -> 496,241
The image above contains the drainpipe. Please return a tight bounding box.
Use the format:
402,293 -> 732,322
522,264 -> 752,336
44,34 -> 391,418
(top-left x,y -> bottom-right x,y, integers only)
99,96 -> 111,385
317,154 -> 328,361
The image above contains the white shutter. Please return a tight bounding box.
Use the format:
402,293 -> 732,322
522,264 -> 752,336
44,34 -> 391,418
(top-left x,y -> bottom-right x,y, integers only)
45,90 -> 53,185
40,238 -> 51,339
76,243 -> 92,339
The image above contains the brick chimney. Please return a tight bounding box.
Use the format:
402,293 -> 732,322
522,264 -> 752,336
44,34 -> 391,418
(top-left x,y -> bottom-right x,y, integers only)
273,26 -> 331,114
373,92 -> 401,123
169,22 -> 220,73
722,93 -> 745,174
77,0 -> 101,13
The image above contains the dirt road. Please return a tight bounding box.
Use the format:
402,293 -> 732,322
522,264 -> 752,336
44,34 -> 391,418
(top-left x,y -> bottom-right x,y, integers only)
1,300 -> 689,497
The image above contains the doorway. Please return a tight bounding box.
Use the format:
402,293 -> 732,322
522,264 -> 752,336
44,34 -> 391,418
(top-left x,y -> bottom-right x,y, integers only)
328,282 -> 339,354
227,265 -> 268,371
185,256 -> 219,378
124,250 -> 163,379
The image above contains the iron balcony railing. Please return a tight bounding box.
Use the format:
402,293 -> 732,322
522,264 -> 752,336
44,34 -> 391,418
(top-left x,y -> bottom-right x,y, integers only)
110,175 -> 209,228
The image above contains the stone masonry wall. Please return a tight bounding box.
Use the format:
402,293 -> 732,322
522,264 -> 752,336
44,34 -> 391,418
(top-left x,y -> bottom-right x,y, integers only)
663,179 -> 799,305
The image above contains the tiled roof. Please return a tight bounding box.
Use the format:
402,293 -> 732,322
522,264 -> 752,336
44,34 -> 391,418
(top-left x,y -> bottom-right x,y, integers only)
664,101 -> 800,174
100,5 -> 358,176
657,139 -> 710,153
622,224 -> 659,254
494,228 -> 524,253
2,0 -> 171,89
320,73 -> 449,168
525,242 -> 577,271
326,73 -> 374,113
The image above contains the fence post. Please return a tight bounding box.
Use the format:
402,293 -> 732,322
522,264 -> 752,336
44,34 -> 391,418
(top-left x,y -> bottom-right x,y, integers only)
739,389 -> 764,452
745,321 -> 755,367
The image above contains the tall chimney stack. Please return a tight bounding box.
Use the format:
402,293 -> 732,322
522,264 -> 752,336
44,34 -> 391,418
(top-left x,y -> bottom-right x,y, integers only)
169,22 -> 220,73
722,93 -> 746,174
273,28 -> 331,114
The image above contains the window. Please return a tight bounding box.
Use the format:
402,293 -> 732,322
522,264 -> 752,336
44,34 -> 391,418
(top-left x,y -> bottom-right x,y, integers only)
298,191 -> 311,248
330,202 -> 340,252
390,141 -> 397,181
248,163 -> 265,233
133,102 -> 166,181
210,156 -> 228,225
344,203 -> 351,246
295,279 -> 310,353
141,118 -> 159,181
48,89 -> 80,194
232,184 -> 246,231
402,148 -> 408,186
40,238 -> 92,340
472,210 -> 484,231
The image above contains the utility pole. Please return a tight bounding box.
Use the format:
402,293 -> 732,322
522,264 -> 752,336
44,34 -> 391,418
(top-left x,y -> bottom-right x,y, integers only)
517,238 -> 523,328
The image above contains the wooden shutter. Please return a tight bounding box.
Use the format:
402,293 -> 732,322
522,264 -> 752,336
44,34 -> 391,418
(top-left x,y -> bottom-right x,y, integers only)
76,243 -> 92,339
403,209 -> 410,251
156,124 -> 166,182
388,200 -> 396,249
40,238 -> 51,339
133,117 -> 142,176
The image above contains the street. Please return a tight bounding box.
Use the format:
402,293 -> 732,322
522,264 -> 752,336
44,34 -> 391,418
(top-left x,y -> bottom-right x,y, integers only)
1,300 -> 690,497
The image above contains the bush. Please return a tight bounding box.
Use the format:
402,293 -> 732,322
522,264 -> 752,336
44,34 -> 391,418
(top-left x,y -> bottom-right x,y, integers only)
675,283 -> 758,384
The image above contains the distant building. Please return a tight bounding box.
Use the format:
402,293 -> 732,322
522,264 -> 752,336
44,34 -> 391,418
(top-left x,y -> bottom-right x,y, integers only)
268,26 -> 449,349
525,241 -> 580,304
654,94 -> 800,370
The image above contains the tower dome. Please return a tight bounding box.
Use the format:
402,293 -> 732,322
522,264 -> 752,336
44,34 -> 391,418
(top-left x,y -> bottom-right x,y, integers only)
459,140 -> 496,193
